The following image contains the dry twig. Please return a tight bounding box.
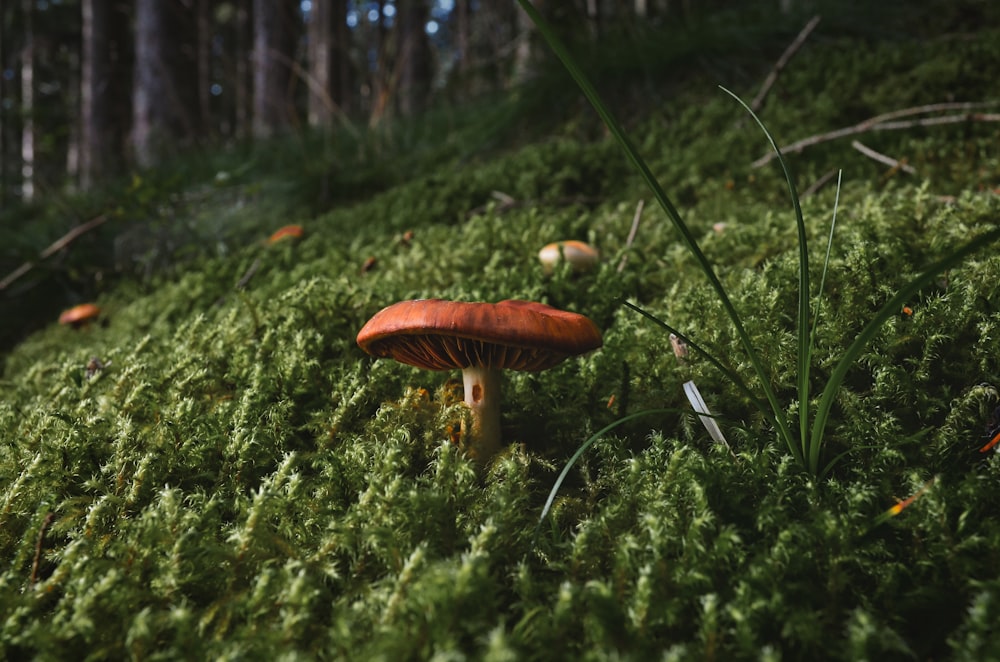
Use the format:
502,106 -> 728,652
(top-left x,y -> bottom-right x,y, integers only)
752,102 -> 1000,168
617,200 -> 644,273
0,214 -> 109,291
851,140 -> 917,175
750,15 -> 822,112
801,168 -> 840,198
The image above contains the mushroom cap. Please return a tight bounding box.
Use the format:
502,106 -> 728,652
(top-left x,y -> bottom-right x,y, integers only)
538,240 -> 599,274
356,299 -> 602,372
59,303 -> 101,325
268,224 -> 304,244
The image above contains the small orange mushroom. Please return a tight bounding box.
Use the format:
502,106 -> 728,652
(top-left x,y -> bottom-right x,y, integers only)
268,224 -> 304,244
59,303 -> 101,329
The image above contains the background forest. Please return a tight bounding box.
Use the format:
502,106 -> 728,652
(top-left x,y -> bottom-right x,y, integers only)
0,0 -> 724,201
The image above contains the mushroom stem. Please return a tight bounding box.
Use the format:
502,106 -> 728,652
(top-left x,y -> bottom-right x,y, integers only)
461,365 -> 503,465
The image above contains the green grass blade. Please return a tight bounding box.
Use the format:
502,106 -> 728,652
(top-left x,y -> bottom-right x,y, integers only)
811,171 -> 842,344
535,408 -> 679,534
516,0 -> 794,456
810,226 -> 1000,476
718,87 -> 813,464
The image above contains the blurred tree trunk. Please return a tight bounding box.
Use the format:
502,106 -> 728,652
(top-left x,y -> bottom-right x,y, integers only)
80,0 -> 113,189
132,0 -> 191,167
396,0 -> 431,117
234,0 -> 251,138
0,4 -> 5,205
368,1 -> 390,124
196,0 -> 211,135
331,0 -> 350,113
21,0 -> 35,201
65,52 -> 80,186
307,0 -> 333,127
455,0 -> 470,79
252,0 -> 297,138
512,0 -> 535,85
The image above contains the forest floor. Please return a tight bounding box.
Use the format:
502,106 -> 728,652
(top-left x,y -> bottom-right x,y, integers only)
3,5 -> 1000,659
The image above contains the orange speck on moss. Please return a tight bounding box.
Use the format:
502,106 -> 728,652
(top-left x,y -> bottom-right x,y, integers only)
268,225 -> 304,244
59,303 -> 101,328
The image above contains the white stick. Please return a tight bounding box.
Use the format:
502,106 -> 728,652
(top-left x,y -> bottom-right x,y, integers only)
683,380 -> 731,451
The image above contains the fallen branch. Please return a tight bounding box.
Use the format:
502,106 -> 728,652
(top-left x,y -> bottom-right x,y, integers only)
851,140 -> 917,175
752,102 -> 1000,168
750,15 -> 821,112
0,214 -> 109,291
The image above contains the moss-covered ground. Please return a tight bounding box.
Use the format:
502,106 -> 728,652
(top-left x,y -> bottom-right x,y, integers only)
3,7 -> 1000,659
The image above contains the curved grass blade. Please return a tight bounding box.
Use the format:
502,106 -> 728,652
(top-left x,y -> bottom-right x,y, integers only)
719,86 -> 814,463
810,171 -> 842,344
535,408 -> 676,535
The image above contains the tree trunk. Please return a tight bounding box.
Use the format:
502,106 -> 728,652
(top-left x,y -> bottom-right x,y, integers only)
80,0 -> 113,189
21,0 -> 35,201
252,0 -> 296,138
456,0 -> 471,79
196,0 -> 212,135
331,0 -> 350,113
397,0 -> 431,117
233,0 -> 252,138
132,0 -> 185,167
512,0 -> 535,85
0,3 -> 5,204
307,0 -> 333,127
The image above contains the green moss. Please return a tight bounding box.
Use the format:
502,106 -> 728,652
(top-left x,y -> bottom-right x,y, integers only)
4,13 -> 1000,659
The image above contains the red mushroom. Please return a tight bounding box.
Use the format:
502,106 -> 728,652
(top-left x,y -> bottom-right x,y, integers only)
58,303 -> 101,329
356,299 -> 603,464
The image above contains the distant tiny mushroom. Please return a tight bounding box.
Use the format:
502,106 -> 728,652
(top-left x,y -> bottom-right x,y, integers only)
356,299 -> 603,465
538,240 -> 599,275
59,303 -> 101,329
268,224 -> 304,244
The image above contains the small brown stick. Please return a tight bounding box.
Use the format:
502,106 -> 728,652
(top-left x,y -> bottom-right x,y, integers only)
30,511 -> 55,586
750,15 -> 822,112
752,102 -> 1000,168
235,258 -> 261,290
868,112 -> 1000,131
851,140 -> 917,175
616,199 -> 645,273
0,214 -> 109,291
801,168 -> 840,198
